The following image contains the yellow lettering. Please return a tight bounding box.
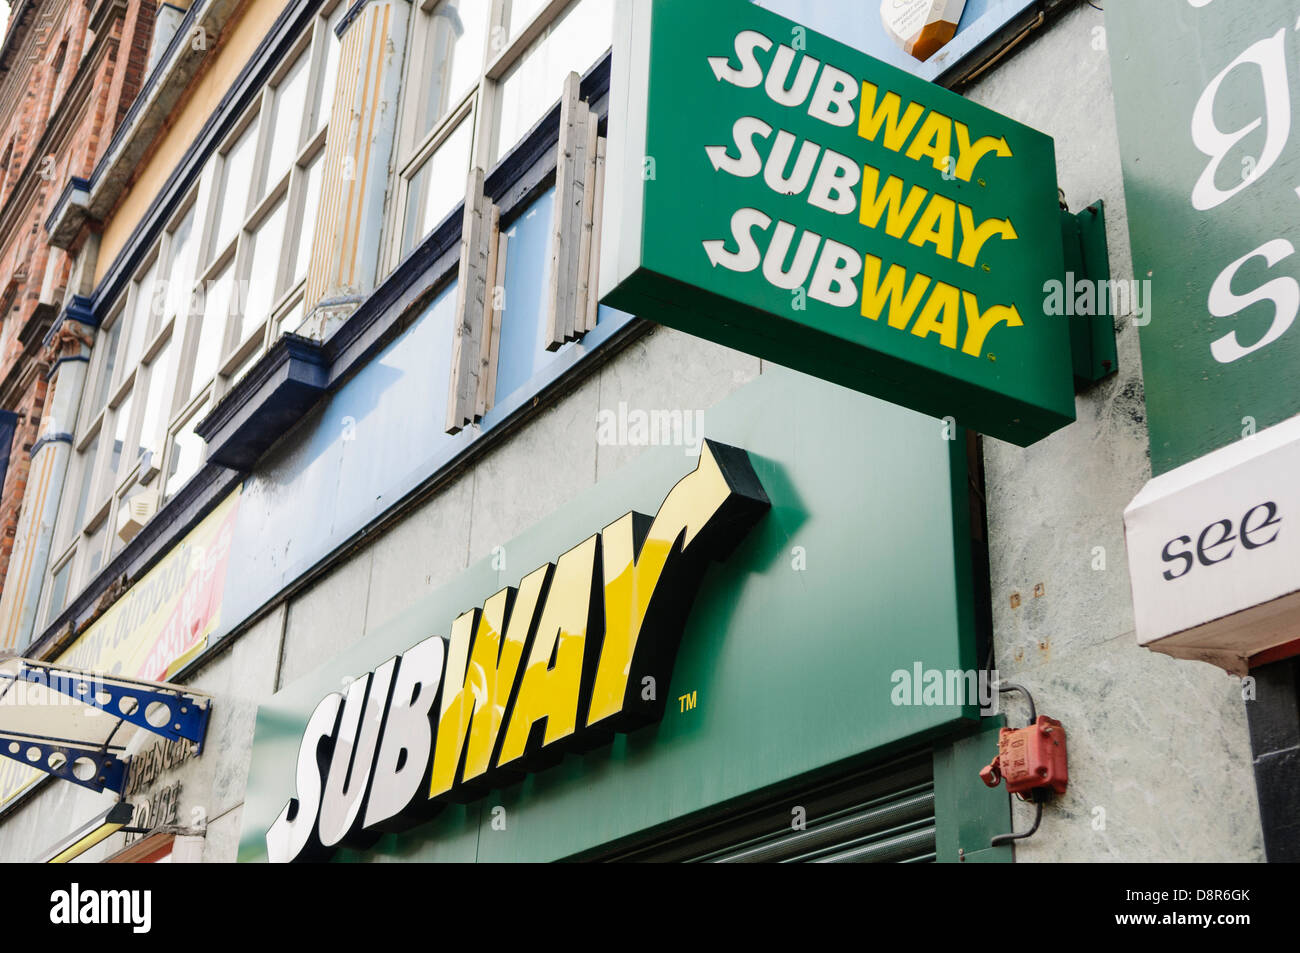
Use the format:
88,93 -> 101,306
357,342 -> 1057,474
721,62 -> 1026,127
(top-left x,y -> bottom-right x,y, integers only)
587,441 -> 770,729
859,165 -> 928,239
904,111 -> 953,172
960,292 -> 1023,357
953,121 -> 1012,182
908,194 -> 957,259
910,282 -> 962,350
429,609 -> 478,799
957,205 -> 1018,267
428,570 -> 548,799
858,82 -> 925,151
861,255 -> 931,329
496,537 -> 599,769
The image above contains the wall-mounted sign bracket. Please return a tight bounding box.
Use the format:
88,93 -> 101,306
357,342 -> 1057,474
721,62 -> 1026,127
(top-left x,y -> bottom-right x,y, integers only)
14,663 -> 212,750
0,737 -> 129,794
1061,201 -> 1118,390
0,657 -> 213,797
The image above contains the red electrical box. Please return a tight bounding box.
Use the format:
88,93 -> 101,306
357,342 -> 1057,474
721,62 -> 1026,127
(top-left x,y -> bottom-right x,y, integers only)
980,715 -> 1068,796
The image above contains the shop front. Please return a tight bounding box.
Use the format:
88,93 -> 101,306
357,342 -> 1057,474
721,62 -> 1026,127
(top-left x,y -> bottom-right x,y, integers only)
0,0 -> 1275,869
238,369 -> 1012,863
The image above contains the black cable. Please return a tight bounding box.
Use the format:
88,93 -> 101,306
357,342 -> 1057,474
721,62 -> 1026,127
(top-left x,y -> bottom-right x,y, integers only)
987,685 -> 1044,848
997,681 -> 1036,724
991,801 -> 1044,847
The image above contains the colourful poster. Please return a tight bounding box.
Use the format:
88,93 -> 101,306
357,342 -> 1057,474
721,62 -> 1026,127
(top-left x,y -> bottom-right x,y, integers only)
0,488 -> 240,808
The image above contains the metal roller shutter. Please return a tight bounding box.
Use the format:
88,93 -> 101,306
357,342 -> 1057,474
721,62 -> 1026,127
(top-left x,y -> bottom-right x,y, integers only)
592,750 -> 936,863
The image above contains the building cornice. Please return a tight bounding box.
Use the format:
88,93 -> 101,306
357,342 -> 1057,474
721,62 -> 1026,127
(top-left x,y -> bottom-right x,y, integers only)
0,301 -> 55,406
0,0 -> 40,81
0,13 -> 123,251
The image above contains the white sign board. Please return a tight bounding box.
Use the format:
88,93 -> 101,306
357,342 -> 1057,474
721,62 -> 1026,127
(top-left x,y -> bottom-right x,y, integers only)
1123,414 -> 1300,674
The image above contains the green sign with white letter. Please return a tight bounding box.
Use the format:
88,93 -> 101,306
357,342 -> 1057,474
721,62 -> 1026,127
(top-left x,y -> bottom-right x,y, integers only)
1107,0 -> 1300,475
600,0 -> 1075,446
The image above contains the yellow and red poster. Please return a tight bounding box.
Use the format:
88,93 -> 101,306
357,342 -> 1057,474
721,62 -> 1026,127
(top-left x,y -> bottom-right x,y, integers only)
0,488 -> 241,808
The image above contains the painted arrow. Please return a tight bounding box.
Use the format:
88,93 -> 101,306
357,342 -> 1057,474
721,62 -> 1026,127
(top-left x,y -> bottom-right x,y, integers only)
706,30 -> 772,88
703,209 -> 771,272
705,117 -> 772,178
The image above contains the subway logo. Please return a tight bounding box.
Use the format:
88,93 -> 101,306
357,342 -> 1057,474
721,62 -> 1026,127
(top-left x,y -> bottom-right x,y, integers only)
266,441 -> 769,862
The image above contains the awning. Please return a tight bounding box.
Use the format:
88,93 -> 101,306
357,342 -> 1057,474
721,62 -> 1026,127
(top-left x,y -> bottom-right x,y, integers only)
0,656 -> 212,794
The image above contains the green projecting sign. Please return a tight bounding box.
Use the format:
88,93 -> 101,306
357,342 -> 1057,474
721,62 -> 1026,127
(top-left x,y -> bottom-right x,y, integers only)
601,0 -> 1075,446
1107,0 -> 1300,475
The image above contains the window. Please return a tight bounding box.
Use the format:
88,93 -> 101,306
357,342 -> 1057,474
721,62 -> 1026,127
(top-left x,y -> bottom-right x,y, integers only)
239,197 -> 289,344
311,2 -> 345,132
123,256 -> 160,369
164,206 -> 199,328
164,400 -> 212,504
41,3 -> 345,630
386,0 -> 614,434
106,373 -> 134,488
261,52 -> 310,195
491,0 -> 612,163
411,0 -> 490,143
398,114 -> 475,259
190,9 -> 340,405
67,433 -> 99,545
44,558 -> 72,627
504,0 -> 549,39
384,0 -> 613,269
494,186 -> 557,400
89,317 -> 122,414
211,121 -> 257,256
82,520 -> 108,583
388,0 -> 491,267
138,336 -> 176,461
293,153 -> 325,285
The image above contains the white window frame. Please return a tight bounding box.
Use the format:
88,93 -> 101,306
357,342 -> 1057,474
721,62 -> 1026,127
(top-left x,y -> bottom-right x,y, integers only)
39,2 -> 345,627
383,0 -> 607,274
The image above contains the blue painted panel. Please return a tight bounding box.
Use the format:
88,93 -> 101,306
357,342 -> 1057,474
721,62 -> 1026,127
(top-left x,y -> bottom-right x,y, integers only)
495,187 -> 559,402
216,285 -> 637,639
494,188 -> 631,414
756,0 -> 1037,82
221,283 -> 463,624
332,291 -> 459,525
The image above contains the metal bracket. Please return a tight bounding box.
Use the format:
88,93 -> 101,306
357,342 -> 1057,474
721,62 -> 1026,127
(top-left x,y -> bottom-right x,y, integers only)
1061,200 -> 1118,390
17,665 -> 211,748
0,738 -> 128,794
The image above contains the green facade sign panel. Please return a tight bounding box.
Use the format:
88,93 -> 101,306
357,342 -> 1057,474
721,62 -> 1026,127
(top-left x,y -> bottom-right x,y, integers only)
1108,0 -> 1300,474
238,370 -> 982,862
601,0 -> 1075,446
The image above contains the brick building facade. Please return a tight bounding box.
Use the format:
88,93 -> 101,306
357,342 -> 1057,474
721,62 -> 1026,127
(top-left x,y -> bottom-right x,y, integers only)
0,0 -> 155,599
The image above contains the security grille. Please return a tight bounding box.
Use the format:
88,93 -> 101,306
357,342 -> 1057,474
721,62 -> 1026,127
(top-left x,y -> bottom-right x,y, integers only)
591,750 -> 936,863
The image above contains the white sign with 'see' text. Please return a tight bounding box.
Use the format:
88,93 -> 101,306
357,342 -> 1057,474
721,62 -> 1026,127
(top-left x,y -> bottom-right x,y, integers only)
1124,414 -> 1300,665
